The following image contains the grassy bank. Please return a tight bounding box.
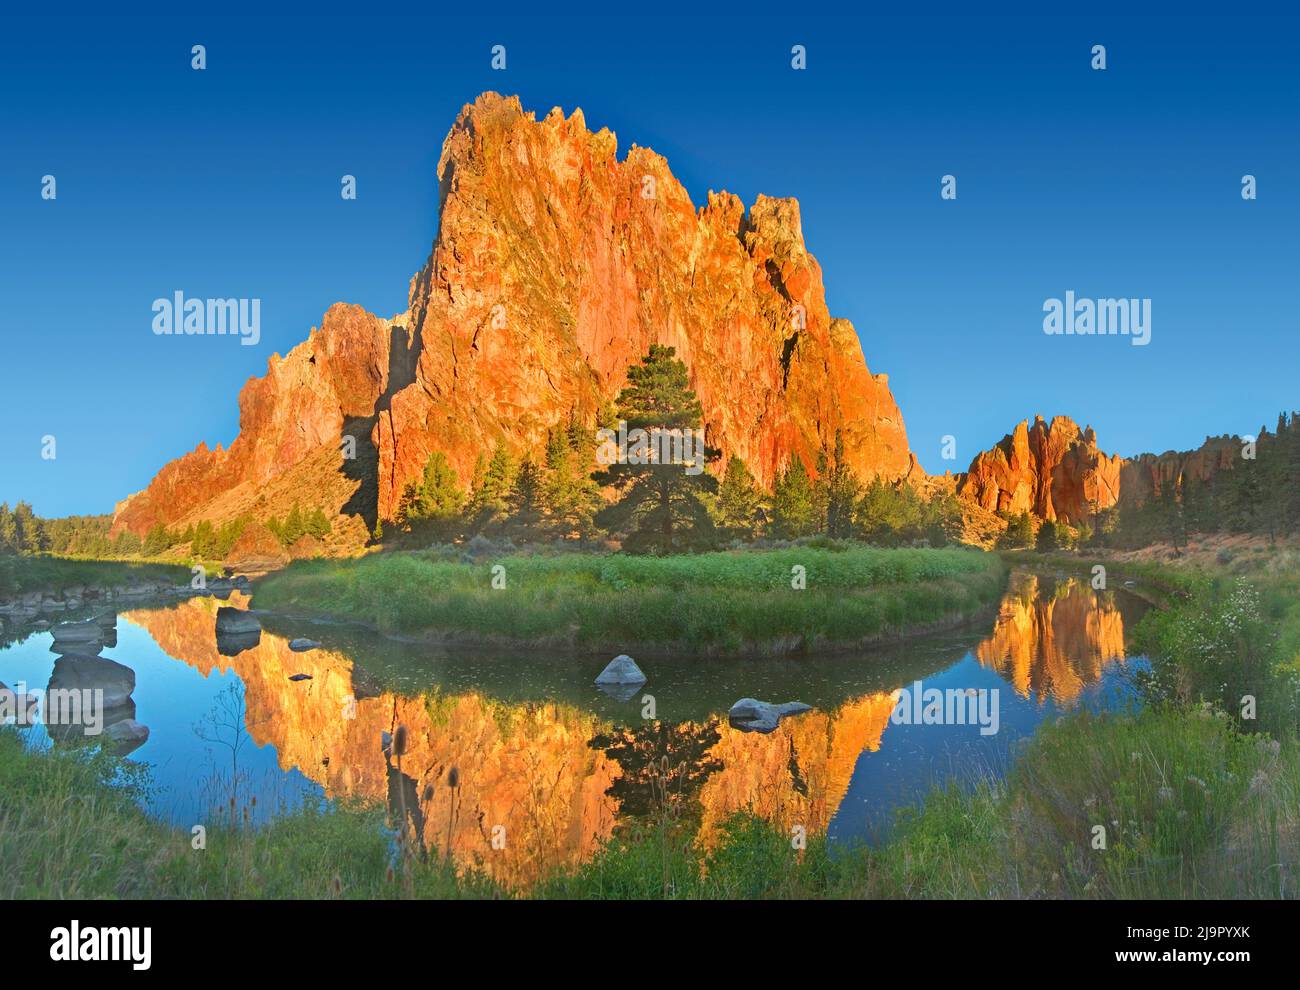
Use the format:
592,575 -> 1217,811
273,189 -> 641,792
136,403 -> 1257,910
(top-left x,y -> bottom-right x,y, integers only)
0,555 -> 194,600
4,704 -> 1296,899
251,546 -> 1008,655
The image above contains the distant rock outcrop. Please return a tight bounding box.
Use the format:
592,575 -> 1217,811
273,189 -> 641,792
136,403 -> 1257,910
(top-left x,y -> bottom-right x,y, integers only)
957,415 -> 1122,525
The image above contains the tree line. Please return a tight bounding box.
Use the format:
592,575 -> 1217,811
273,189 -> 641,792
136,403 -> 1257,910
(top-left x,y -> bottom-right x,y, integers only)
996,412 -> 1300,555
386,344 -> 964,553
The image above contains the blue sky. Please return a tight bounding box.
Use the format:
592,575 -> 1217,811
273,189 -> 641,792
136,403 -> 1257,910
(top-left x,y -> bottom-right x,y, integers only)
1,8 -> 1296,516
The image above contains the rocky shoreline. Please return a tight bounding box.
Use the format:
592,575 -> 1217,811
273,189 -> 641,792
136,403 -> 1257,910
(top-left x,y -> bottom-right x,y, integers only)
0,576 -> 249,635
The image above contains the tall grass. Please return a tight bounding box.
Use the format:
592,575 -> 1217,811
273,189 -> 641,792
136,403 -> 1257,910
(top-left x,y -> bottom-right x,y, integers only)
252,547 -> 1007,654
0,555 -> 193,599
6,706 -> 1295,899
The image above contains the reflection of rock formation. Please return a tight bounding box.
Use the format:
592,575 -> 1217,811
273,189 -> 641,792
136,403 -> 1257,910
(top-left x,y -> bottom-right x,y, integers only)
126,597 -> 620,889
695,692 -> 899,847
123,597 -> 922,884
115,570 -> 1142,887
975,575 -> 1127,704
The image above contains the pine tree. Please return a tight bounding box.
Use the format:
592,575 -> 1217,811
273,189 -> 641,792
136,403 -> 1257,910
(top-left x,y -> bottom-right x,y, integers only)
998,511 -> 1035,549
593,344 -> 718,553
714,455 -> 764,538
283,504 -> 306,545
1035,517 -> 1059,552
396,451 -> 465,539
467,444 -> 516,532
543,428 -> 602,540
143,522 -> 171,556
307,508 -> 331,539
772,457 -> 817,538
504,456 -> 546,541
0,504 -> 17,554
813,430 -> 860,538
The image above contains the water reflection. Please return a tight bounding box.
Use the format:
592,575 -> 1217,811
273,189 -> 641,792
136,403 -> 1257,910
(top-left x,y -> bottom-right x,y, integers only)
1,571 -> 1145,888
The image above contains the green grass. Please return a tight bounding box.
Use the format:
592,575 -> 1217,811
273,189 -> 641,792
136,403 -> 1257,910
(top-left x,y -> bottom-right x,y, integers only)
0,730 -> 487,899
252,546 -> 1008,655
0,555 -> 194,599
5,705 -> 1296,899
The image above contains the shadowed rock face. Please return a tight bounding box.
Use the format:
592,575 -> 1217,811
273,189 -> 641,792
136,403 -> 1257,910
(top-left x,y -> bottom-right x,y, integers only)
111,92 -> 911,537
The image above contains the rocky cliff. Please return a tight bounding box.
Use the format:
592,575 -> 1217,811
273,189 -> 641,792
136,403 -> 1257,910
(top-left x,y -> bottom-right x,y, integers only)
956,415 -> 1260,531
113,92 -> 911,536
956,415 -> 1123,526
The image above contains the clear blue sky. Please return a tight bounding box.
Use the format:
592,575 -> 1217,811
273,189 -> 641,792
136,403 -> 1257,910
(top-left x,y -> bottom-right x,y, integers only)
2,7 -> 1296,516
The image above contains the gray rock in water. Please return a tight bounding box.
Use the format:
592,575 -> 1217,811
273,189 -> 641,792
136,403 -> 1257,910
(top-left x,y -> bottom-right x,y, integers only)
50,619 -> 106,647
105,718 -> 150,753
48,653 -> 137,711
93,611 -> 118,630
216,630 -> 260,657
728,698 -> 813,734
594,654 -> 647,686
215,607 -> 260,636
288,673 -> 313,682
288,638 -> 320,652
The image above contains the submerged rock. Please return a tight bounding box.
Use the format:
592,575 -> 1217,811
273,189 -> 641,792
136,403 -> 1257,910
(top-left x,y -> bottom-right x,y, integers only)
105,718 -> 151,754
728,698 -> 813,734
216,630 -> 261,657
215,607 -> 261,635
288,638 -> 321,652
50,619 -> 105,648
288,673 -> 313,682
594,654 -> 647,687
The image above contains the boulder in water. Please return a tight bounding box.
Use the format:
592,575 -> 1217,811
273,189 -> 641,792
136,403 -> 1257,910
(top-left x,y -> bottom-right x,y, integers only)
594,654 -> 647,687
728,698 -> 813,734
50,619 -> 105,649
105,718 -> 150,754
215,607 -> 261,636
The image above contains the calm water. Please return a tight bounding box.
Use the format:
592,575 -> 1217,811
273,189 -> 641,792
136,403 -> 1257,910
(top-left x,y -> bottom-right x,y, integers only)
0,571 -> 1147,885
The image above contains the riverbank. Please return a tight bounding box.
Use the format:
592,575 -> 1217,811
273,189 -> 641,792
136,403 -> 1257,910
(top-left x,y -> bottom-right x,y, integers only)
3,701 -> 1295,899
0,555 -> 194,602
250,546 -> 1009,657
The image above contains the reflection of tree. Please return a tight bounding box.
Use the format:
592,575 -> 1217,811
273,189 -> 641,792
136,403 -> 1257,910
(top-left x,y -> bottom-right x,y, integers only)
591,719 -> 723,820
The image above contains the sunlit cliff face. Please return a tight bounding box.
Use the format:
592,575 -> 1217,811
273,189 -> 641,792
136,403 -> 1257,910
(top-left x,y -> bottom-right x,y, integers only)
123,575 -> 1130,887
974,574 -> 1129,704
